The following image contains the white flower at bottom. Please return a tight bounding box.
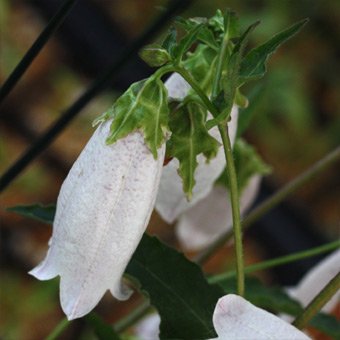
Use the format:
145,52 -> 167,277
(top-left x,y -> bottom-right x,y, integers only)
176,175 -> 261,251
210,294 -> 310,340
29,120 -> 165,320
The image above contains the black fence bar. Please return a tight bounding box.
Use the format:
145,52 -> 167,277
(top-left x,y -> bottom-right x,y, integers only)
0,0 -> 192,192
0,0 -> 78,105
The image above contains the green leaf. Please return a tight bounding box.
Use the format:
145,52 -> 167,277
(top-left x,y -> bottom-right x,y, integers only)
234,139 -> 271,191
222,10 -> 239,40
234,88 -> 249,108
139,44 -> 171,67
126,235 -> 223,339
176,16 -> 218,50
107,77 -> 169,158
239,19 -> 308,84
236,84 -> 266,137
161,27 -> 177,57
216,138 -> 271,192
173,24 -> 203,62
310,313 -> 340,339
166,101 -> 219,199
183,44 -> 218,93
7,204 -> 55,223
206,21 -> 259,129
85,313 -> 121,340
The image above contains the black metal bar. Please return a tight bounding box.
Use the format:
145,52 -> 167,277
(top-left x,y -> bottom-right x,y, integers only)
0,0 -> 78,105
0,0 -> 193,192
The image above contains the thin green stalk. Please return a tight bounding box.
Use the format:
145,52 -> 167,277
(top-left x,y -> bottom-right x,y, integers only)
196,145 -> 340,264
175,63 -> 245,296
218,125 -> 244,296
45,318 -> 69,340
208,240 -> 340,284
174,67 -> 220,117
293,272 -> 340,329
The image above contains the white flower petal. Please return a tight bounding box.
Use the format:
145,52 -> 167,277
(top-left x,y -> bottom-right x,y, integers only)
135,313 -> 161,340
176,176 -> 261,251
288,249 -> 340,313
165,72 -> 191,100
29,121 -> 165,320
211,294 -> 310,340
155,73 -> 239,223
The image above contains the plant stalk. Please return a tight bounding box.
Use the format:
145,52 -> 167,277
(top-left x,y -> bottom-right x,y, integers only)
208,240 -> 340,283
196,145 -> 340,264
46,318 -> 69,340
292,272 -> 340,329
218,125 -> 244,296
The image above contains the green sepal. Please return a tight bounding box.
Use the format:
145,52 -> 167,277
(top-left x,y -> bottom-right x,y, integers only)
236,84 -> 266,137
235,88 -> 249,108
176,16 -> 218,50
206,21 -> 259,129
222,10 -> 239,40
139,44 -> 171,67
239,19 -> 308,84
106,76 -> 169,158
167,101 -> 220,199
183,45 -> 218,93
162,26 -> 177,57
92,107 -> 114,127
216,138 -> 271,192
173,23 -> 203,62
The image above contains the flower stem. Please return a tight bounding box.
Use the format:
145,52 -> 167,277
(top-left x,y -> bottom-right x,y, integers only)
174,63 -> 245,296
208,240 -> 340,283
173,67 -> 220,117
292,272 -> 340,329
218,125 -> 244,296
45,317 -> 69,340
196,145 -> 340,264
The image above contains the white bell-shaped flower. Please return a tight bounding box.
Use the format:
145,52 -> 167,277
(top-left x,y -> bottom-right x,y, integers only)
175,176 -> 261,251
156,73 -> 238,223
288,249 -> 340,313
210,294 -> 310,340
29,120 -> 165,320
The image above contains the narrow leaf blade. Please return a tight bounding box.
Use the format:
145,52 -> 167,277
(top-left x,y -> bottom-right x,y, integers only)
239,19 -> 308,83
7,204 -> 55,223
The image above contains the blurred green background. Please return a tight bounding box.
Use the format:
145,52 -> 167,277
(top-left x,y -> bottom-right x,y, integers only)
1,0 -> 339,339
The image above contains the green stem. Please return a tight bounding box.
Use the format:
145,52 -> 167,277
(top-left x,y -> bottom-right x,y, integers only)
195,145 -> 340,264
292,272 -> 340,329
208,240 -> 340,284
218,125 -> 244,296
45,318 -> 69,340
211,12 -> 231,99
173,67 -> 220,117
